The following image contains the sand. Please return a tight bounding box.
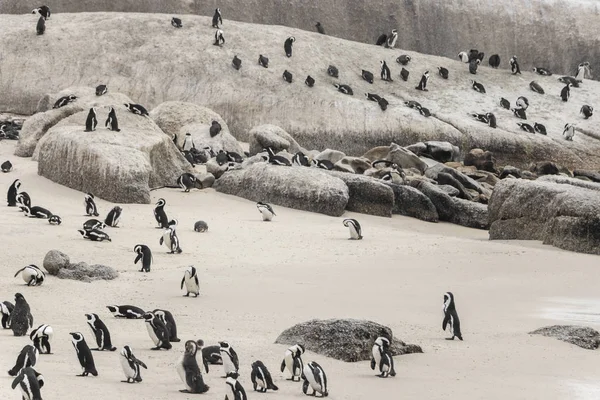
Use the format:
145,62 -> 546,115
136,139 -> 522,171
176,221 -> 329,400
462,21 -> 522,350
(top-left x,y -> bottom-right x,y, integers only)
1,138 -> 599,400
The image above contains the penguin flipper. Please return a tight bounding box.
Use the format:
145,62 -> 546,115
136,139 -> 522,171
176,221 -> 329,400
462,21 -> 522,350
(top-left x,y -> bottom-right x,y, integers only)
13,267 -> 26,277
134,254 -> 142,265
280,359 -> 286,373
180,276 -> 185,290
370,358 -> 376,370
11,371 -> 24,389
159,237 -> 164,245
442,313 -> 450,331
230,347 -> 240,370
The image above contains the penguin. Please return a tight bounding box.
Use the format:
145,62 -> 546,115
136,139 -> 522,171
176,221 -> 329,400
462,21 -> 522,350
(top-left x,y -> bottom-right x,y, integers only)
561,83 -> 571,102
212,8 -> 223,28
488,54 -> 500,68
292,152 -> 310,166
20,205 -> 53,219
510,56 -> 521,74
326,64 -> 339,78
17,191 -> 31,209
343,218 -> 363,240
120,345 -> 147,383
11,367 -> 44,400
11,293 -> 33,337
8,345 -> 38,376
14,265 -> 45,286
36,16 -> 45,35
442,292 -> 463,340
516,96 -> 529,110
281,344 -> 305,381
533,67 -> 552,76
265,147 -> 291,166
485,113 -> 497,128
438,67 -> 449,79
153,309 -> 181,342
95,85 -> 107,96
283,70 -> 293,83
154,198 -> 169,229
361,70 -> 374,84
53,95 -> 77,108
48,214 -> 62,225
581,105 -> 593,119
257,201 -> 276,221
1,301 -> 14,329
106,305 -> 145,319
396,54 -> 411,65
468,49 -> 480,62
29,324 -> 53,354
302,361 -> 328,397
215,150 -> 229,165
415,71 -> 429,91
220,341 -> 240,376
85,313 -> 117,351
251,360 -> 279,392
530,81 -> 545,94
334,83 -> 353,95
144,312 -> 172,350
576,61 -> 591,81
32,5 -> 51,19
160,219 -> 182,253
417,105 -> 431,117
105,205 -> 122,227
105,107 -> 121,131
124,103 -> 149,116
7,178 -> 21,206
179,132 -> 194,151
78,228 -> 111,242
305,75 -> 315,87
284,36 -> 295,57
365,92 -> 382,102
181,266 -> 200,297
232,55 -> 242,70
70,332 -> 98,376
458,51 -> 469,63
400,67 -> 409,81
177,173 -> 197,192
202,344 -> 223,365
225,372 -> 248,400
405,100 -> 422,109
194,220 -> 209,232
312,159 -> 334,170
375,33 -> 387,46
315,22 -> 325,34
370,336 -> 396,378
511,107 -> 527,120
84,193 -> 99,216
563,123 -> 575,141
258,54 -> 269,68
385,29 -> 398,48
177,340 -> 210,393
534,122 -> 547,135
134,244 -> 153,272
171,17 -> 182,28
84,108 -> 98,132
380,60 -> 393,82
214,29 -> 225,46
471,80 -> 486,93
1,160 -> 13,172
517,122 -> 535,133
558,76 -> 580,88
210,120 -> 222,137
83,218 -> 106,231
469,58 -> 480,75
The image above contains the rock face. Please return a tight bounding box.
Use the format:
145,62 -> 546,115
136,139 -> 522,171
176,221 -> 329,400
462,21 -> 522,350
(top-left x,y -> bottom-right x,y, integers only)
214,163 -> 349,217
363,144 -> 429,174
56,262 -> 119,283
248,124 -> 305,156
530,326 -> 600,350
275,319 -> 423,362
488,178 -> 600,254
42,250 -> 70,276
464,148 -> 496,172
327,171 -> 394,217
385,183 -> 439,222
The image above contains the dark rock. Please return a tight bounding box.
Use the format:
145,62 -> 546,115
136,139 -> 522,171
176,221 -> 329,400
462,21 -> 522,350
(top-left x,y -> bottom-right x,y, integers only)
384,183 -> 439,222
530,325 -> 600,350
531,161 -> 559,176
327,171 -> 394,217
463,148 -> 497,172
42,250 -> 70,275
437,172 -> 473,200
426,164 -> 486,194
423,141 -> 460,163
437,184 -> 460,197
500,165 -> 522,179
573,169 -> 600,183
363,143 -> 428,174
56,262 -> 119,282
195,173 -> 215,189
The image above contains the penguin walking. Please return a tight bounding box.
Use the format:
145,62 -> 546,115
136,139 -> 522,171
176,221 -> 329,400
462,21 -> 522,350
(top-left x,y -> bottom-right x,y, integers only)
70,332 -> 98,376
181,266 -> 200,297
212,8 -> 223,28
134,244 -> 153,272
232,55 -> 242,70
7,179 -> 21,206
36,16 -> 45,35
258,54 -> 269,68
30,324 -> 53,354
177,340 -> 210,393
177,173 -> 197,192
120,346 -> 147,383
154,198 -> 169,229
581,105 -> 593,119
160,219 -> 182,254
225,372 -> 248,400
380,60 -> 393,82
96,85 -> 107,96
11,293 -> 33,337
214,29 -> 225,46
442,292 -> 463,340
251,360 -> 278,392
153,309 -> 180,342
106,305 -> 145,319
1,160 -> 13,172
343,218 -> 363,240
14,265 -> 45,286
144,312 -> 172,350
302,361 -> 328,397
257,201 -> 276,221
11,367 -> 44,400
105,107 -> 121,131
124,103 -> 149,116
315,22 -> 325,34
210,121 -> 222,137
85,313 -> 117,351
8,345 -> 38,376
510,56 -> 521,74
371,336 -> 396,378
284,36 -> 295,57
1,301 -> 14,329
84,108 -> 98,132
415,71 -> 429,91
561,83 -> 571,102
281,344 -> 305,381
171,17 -> 182,28
84,193 -> 99,216
563,123 -> 576,141
220,341 -> 240,377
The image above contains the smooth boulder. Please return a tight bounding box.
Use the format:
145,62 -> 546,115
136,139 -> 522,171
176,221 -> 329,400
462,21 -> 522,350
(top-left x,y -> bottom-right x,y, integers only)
363,143 -> 428,174
42,250 -> 70,276
464,148 -> 497,172
530,325 -> 600,350
384,183 -> 439,222
327,171 -> 394,217
248,124 -> 305,156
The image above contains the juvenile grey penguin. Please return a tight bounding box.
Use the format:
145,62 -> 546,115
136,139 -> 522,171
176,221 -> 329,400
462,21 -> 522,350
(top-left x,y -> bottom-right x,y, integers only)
232,55 -> 242,70
343,218 -> 363,240
284,36 -> 295,57
160,219 -> 182,254
134,244 -> 153,272
258,54 -> 269,68
380,60 -> 392,82
105,107 -> 121,131
194,220 -> 209,232
70,332 -> 98,376
85,313 -> 117,351
415,71 -> 429,91
214,29 -> 225,46
442,292 -> 463,340
36,16 -> 45,35
171,17 -> 183,28
371,336 -> 396,378
104,205 -> 122,227
581,105 -> 593,119
1,160 -> 13,172
220,341 -> 240,376
30,324 -> 53,354
8,344 -> 38,376
7,179 -> 21,206
120,345 -> 147,383
14,265 -> 45,286
281,344 -> 305,381
302,361 -> 328,397
181,266 -> 200,297
210,120 -> 222,137
11,367 -> 44,400
177,340 -> 210,393
251,360 -> 279,392
84,192 -> 99,216
11,293 -> 33,337
1,301 -> 14,329
153,309 -> 180,342
225,371 -> 248,400
257,201 -> 276,221
84,108 -> 98,132
212,8 -> 223,28
177,173 -> 197,192
144,312 -> 172,350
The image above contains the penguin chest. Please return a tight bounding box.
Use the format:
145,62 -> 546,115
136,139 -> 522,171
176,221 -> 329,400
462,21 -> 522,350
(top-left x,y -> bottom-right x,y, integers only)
303,365 -> 320,391
260,209 -> 273,221
120,355 -> 136,379
348,225 -> 360,239
146,322 -> 160,345
176,356 -> 191,390
21,268 -> 37,284
222,353 -> 236,373
372,346 -> 382,366
162,231 -> 173,249
185,277 -> 199,294
284,352 -> 294,374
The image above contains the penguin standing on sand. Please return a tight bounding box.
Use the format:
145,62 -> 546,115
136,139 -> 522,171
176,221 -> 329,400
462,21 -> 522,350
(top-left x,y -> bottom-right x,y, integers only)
36,16 -> 45,35
510,56 -> 521,74
177,173 -> 197,192
120,346 -> 147,383
70,332 -> 98,376
14,265 -> 45,286
11,367 -> 44,400
160,219 -> 182,254
302,361 -> 329,397
212,8 -> 223,28
442,292 -> 463,340
153,309 -> 181,343
105,206 -> 122,227
84,193 -> 99,216
225,372 -> 248,400
385,29 -> 398,48
343,218 -> 363,240
214,29 -> 225,46
380,61 -> 393,82
284,36 -> 295,57
85,108 -> 98,132
416,71 -> 429,91
85,313 -> 117,351
105,107 -> 121,132
30,324 -> 53,354
134,244 -> 153,272
181,266 -> 200,297
11,293 -> 33,337
371,336 -> 396,378
220,341 -> 240,376
1,301 -> 14,329
7,179 -> 21,206
144,312 -> 172,350
257,201 -> 276,221
251,360 -> 279,392
281,344 -> 305,381
177,340 -> 210,393
154,198 -> 169,228
171,17 -> 183,28
106,305 -> 145,319
8,345 -> 38,376
560,83 -> 571,102
232,55 -> 242,70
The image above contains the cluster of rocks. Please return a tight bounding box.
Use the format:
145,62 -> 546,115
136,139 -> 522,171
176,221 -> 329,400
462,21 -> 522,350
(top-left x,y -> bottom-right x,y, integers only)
530,325 -> 600,350
43,249 -> 118,282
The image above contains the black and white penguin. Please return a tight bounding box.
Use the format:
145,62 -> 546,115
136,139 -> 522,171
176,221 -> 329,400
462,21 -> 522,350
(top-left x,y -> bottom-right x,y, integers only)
560,83 -> 571,102
581,105 -> 593,119
558,76 -> 580,88
17,191 -> 31,209
405,100 -> 422,109
371,336 -> 396,378
53,95 -> 77,109
488,54 -> 500,68
153,309 -> 180,342
281,344 -> 305,381
334,83 -> 353,95
11,367 -> 44,400
36,16 -> 45,35
509,56 -> 521,74
301,75 -> 314,88
533,67 -> 552,76
385,29 -> 398,48
442,292 -> 463,340
220,341 -> 240,376
202,344 -> 222,365
232,55 -> 242,70
177,340 -> 210,393
70,332 -> 98,376
85,313 -> 117,351
365,92 -> 382,103
362,70 -> 374,84
1,301 -> 14,329
516,96 -> 529,110
380,60 -> 393,82
227,150 -> 243,163
312,159 -> 334,170
181,266 -> 200,297
11,293 -> 33,337
177,173 -> 197,192
284,36 -> 295,57
84,108 -> 98,132
120,345 -> 147,383
84,193 -> 99,216
511,107 -> 527,120
104,205 -> 122,227
83,218 -> 105,231
315,22 -> 325,34
438,67 -> 449,79
399,67 -> 409,81
134,244 -> 153,272
14,265 -> 45,286
106,305 -> 145,319
302,361 -> 328,397
258,54 -> 269,68
154,198 -> 169,229
171,17 -> 182,28
30,324 -> 53,354
105,107 -> 121,132
225,372 -> 248,400
469,58 -> 480,75
327,65 -> 339,78
78,228 -> 111,242
214,29 -> 225,46
265,147 -> 291,166
485,113 -> 497,128
530,81 -> 545,94
563,123 -> 575,141
96,85 -> 107,96
32,5 -> 51,18
194,220 -> 209,232
471,80 -> 486,93
160,219 -> 182,254
144,312 -> 172,350
458,51 -> 469,63
517,122 -> 535,133
283,70 -> 293,83
292,152 -> 310,166
48,214 -> 62,225
417,105 -> 431,117
20,205 -> 52,218
257,201 -> 276,221
210,120 -> 222,137
415,71 -> 429,91
212,8 -> 223,28
8,344 -> 38,376
343,218 -> 363,240
1,160 -> 13,173
534,122 -> 547,135
396,54 -> 411,65
7,179 -> 21,206
124,103 -> 149,116
251,360 -> 278,392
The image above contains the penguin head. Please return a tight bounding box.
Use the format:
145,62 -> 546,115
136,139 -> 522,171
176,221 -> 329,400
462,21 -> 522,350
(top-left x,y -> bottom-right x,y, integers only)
106,305 -> 118,313
168,219 -> 178,227
374,336 -> 391,349
155,198 -> 166,207
219,341 -> 230,348
391,29 -> 398,34
315,22 -> 321,27
85,313 -> 98,323
289,36 -> 296,43
296,344 -> 306,355
216,7 -> 221,13
195,339 -> 204,347
226,372 -> 240,380
443,292 -> 454,310
69,332 -> 83,341
143,312 -> 154,321
13,179 -> 21,190
121,345 -> 133,358
15,293 -> 25,302
185,340 -> 198,355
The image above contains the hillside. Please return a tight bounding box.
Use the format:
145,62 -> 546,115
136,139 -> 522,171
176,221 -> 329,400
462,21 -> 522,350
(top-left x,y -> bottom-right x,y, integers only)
1,13 -> 599,169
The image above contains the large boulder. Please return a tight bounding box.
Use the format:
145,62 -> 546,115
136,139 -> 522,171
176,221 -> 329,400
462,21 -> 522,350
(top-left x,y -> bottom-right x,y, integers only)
275,319 -> 423,362
56,262 -> 119,283
327,171 -> 394,217
422,141 -> 460,163
334,156 -> 372,174
363,143 -> 428,174
530,326 -> 600,350
42,250 -> 70,276
573,169 -> 600,183
384,183 -> 439,222
35,106 -> 191,204
214,163 -> 349,217
248,124 -> 305,156
464,148 -> 497,172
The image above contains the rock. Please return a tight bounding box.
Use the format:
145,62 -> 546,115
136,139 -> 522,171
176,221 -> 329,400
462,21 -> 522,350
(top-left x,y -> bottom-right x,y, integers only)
531,161 -> 559,176
573,169 -> 600,183
274,318 -> 422,362
248,124 -> 305,156
334,156 -> 372,174
195,173 -> 215,189
500,166 -> 522,179
405,142 -> 427,155
423,141 -> 460,163
425,164 -> 486,195
206,158 -> 236,179
437,184 -> 460,197
327,171 -> 394,217
384,183 -> 439,222
56,262 -> 119,283
530,325 -> 600,350
42,250 -> 70,276
214,163 -> 349,217
35,107 -> 191,204
464,148 -> 497,172
316,149 -> 346,164
363,143 -> 428,174
437,172 -> 473,200
467,170 -> 500,186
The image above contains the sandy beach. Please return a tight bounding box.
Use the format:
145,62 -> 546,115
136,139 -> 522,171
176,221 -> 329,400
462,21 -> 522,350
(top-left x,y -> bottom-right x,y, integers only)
1,138 -> 599,400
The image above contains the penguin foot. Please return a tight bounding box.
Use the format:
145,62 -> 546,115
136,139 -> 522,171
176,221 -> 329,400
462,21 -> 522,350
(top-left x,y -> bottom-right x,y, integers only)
458,336 -> 464,341
91,348 -> 101,351
179,390 -> 191,393
171,338 -> 181,342
445,337 -> 455,341
150,347 -> 162,350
